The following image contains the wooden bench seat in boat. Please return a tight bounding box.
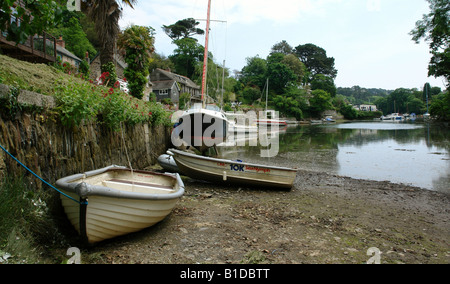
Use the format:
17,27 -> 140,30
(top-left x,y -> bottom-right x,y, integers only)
102,179 -> 176,194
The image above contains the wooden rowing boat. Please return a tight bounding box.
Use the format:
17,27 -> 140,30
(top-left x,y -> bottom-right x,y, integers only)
56,165 -> 185,244
169,149 -> 297,189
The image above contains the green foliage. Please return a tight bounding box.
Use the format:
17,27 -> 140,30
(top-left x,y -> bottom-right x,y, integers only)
410,0 -> 450,86
273,86 -> 308,120
101,62 -> 117,87
0,176 -> 58,263
293,43 -> 338,80
49,16 -> 97,61
338,103 -> 358,120
118,25 -> 155,99
54,79 -> 101,127
311,74 -> 336,97
310,89 -> 333,116
266,53 -> 297,94
0,85 -> 21,119
169,38 -> 204,78
53,78 -> 170,130
241,86 -> 262,104
240,56 -> 268,90
162,18 -> 204,41
237,42 -> 336,118
0,0 -> 63,44
337,86 -> 391,105
430,91 -> 450,120
179,92 -> 191,110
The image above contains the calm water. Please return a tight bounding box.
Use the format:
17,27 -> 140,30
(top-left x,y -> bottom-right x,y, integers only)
218,121 -> 450,193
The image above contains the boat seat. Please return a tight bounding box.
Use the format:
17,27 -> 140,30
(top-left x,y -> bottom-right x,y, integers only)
102,179 -> 175,194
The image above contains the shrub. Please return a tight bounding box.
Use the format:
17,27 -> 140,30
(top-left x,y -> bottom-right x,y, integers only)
54,78 -> 170,130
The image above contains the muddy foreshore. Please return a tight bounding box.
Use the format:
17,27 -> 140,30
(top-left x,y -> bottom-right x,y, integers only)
66,167 -> 449,265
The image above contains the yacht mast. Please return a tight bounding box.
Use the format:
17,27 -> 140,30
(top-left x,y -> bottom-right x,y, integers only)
201,0 -> 212,107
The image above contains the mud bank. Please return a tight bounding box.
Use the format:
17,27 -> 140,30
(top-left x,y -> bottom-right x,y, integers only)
78,169 -> 449,264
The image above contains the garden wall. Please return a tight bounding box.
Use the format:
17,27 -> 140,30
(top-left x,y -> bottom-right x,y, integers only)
0,86 -> 172,187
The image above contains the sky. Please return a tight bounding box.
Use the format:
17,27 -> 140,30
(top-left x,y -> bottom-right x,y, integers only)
119,0 -> 447,91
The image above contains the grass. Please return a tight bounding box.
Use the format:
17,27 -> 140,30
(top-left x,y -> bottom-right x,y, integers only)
0,54 -> 72,96
0,176 -> 64,263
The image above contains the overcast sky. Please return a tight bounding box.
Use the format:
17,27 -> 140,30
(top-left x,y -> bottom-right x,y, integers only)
119,0 -> 447,90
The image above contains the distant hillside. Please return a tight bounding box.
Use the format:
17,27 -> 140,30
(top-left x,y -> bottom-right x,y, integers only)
337,86 -> 392,105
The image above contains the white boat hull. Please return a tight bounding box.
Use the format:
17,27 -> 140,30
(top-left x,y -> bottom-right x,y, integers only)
57,166 -> 184,244
174,105 -> 228,153
169,149 -> 297,189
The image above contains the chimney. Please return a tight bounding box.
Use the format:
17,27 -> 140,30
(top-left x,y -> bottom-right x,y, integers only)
56,36 -> 65,49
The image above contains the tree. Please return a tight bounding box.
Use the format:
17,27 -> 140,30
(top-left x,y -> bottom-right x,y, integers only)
82,0 -> 137,71
148,53 -> 175,72
0,0 -> 63,43
273,86 -> 308,120
430,91 -> 450,120
270,40 -> 293,55
117,25 -> 155,99
162,18 -> 204,42
309,89 -> 332,116
240,56 -> 268,89
294,43 -> 338,80
410,0 -> 450,87
282,54 -> 306,85
311,74 -> 336,97
49,15 -> 97,60
169,37 -> 204,78
266,53 -> 297,94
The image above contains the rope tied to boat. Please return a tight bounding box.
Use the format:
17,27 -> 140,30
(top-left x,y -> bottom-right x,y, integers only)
0,144 -> 87,205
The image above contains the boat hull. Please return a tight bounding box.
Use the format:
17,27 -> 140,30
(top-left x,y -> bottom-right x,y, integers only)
169,149 -> 297,189
175,107 -> 228,153
56,166 -> 184,244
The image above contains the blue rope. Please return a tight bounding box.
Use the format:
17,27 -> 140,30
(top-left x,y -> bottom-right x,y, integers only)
0,144 -> 86,205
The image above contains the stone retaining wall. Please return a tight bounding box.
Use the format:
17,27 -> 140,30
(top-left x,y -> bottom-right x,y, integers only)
0,85 -> 172,187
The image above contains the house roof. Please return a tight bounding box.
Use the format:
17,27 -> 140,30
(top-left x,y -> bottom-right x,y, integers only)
152,68 -> 200,90
152,80 -> 180,91
56,45 -> 82,62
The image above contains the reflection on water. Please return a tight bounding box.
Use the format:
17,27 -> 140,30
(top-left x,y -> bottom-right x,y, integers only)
218,122 -> 450,193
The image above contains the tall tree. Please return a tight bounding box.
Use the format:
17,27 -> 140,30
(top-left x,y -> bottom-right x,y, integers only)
311,74 -> 336,97
270,40 -> 294,55
240,56 -> 268,90
294,43 -> 338,80
169,37 -> 204,78
162,18 -> 204,42
82,0 -> 137,70
266,53 -> 297,94
410,0 -> 449,87
117,25 -> 155,99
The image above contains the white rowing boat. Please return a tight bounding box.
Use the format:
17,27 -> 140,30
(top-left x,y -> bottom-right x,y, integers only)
169,149 -> 297,190
56,165 -> 184,244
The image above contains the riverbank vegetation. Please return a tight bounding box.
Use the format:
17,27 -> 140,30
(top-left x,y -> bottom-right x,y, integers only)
0,54 -> 171,130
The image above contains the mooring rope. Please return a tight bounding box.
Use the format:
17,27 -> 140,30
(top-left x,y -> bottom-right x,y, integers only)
0,144 -> 86,205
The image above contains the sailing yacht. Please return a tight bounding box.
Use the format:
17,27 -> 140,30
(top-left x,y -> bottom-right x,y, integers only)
172,0 -> 229,154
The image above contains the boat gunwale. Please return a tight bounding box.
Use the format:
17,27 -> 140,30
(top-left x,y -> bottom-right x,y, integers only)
168,149 -> 298,172
56,165 -> 185,201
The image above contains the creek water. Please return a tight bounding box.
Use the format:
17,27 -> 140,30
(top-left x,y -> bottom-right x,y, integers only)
218,121 -> 450,193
